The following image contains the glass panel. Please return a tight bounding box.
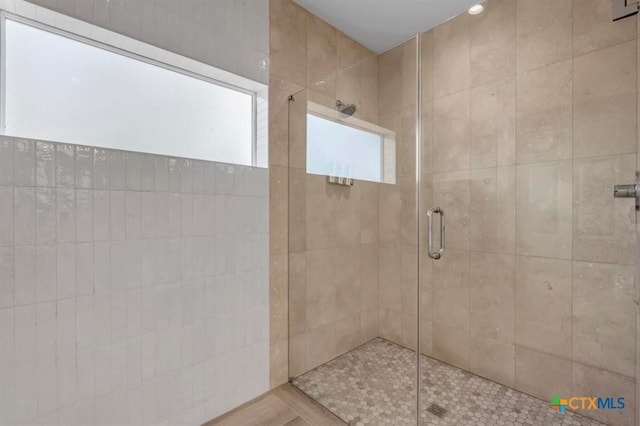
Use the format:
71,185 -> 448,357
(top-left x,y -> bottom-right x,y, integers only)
287,48 -> 420,424
418,6 -> 637,426
4,18 -> 254,165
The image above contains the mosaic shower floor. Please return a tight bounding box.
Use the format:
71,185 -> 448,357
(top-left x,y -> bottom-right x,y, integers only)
292,339 -> 603,426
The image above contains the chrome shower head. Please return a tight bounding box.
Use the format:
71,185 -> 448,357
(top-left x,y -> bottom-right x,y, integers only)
336,100 -> 356,116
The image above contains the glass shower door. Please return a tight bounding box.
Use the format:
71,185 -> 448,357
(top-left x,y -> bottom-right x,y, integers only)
417,4 -> 638,426
286,41 -> 422,424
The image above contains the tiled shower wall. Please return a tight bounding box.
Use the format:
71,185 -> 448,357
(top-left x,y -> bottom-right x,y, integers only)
287,56 -> 381,375
377,0 -> 638,424
269,0 -> 379,386
25,0 -> 269,84
0,137 -> 269,425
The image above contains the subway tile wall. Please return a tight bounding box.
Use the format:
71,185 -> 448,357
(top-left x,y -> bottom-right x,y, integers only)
25,0 -> 269,84
0,136 -> 269,425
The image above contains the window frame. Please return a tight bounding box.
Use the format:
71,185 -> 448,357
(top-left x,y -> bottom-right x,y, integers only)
0,11 -> 260,166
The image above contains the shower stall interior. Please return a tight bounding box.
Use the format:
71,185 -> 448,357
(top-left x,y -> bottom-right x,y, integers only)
286,1 -> 639,425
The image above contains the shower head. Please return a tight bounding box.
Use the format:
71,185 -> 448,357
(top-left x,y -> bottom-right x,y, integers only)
336,100 -> 356,116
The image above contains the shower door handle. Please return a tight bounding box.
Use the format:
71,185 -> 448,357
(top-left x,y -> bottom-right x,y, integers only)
427,207 -> 445,260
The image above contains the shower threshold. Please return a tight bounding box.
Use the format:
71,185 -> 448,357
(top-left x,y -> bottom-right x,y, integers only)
291,339 -> 604,426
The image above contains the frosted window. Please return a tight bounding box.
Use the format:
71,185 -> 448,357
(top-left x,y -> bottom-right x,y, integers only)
3,18 -> 254,165
307,114 -> 383,182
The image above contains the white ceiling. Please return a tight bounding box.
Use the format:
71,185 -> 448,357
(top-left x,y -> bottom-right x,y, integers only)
293,0 -> 482,53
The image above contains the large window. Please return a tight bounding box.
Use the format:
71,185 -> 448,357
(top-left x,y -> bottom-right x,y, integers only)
306,102 -> 396,184
2,16 -> 259,166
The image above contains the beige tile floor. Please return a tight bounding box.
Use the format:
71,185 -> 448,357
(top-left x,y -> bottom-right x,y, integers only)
293,339 -> 604,426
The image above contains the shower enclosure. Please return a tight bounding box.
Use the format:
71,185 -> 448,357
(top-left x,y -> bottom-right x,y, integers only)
286,2 -> 639,425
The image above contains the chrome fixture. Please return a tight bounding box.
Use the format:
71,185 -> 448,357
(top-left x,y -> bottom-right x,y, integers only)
427,207 -> 445,260
613,171 -> 640,211
612,0 -> 639,21
336,100 -> 356,116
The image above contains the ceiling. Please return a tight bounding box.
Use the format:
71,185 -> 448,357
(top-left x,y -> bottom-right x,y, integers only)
292,0 -> 482,53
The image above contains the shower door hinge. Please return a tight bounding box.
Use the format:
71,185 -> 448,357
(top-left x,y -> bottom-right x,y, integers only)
612,0 -> 639,21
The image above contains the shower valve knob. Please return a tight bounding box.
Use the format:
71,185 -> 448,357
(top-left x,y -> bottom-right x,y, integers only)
613,171 -> 640,211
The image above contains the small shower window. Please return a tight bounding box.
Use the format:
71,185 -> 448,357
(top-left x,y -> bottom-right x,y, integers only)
306,102 -> 395,184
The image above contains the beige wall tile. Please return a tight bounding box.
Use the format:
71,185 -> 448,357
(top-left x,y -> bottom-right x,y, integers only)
433,249 -> 470,330
470,78 -> 516,169
378,44 -> 403,115
357,57 -> 381,124
470,167 -> 516,254
305,249 -> 336,330
572,363 -> 636,425
469,336 -> 515,387
289,167 -> 307,254
270,0 -> 307,86
378,183 -> 402,244
573,154 -> 636,265
398,107 -> 417,179
420,104 -> 434,179
401,38 -> 418,109
401,245 -> 418,318
361,307 -> 379,343
334,185 -> 361,247
516,0 -> 572,73
574,41 -> 637,159
306,174 -> 336,250
433,322 -> 469,370
469,252 -> 515,343
573,0 -> 637,57
289,334 -> 307,378
360,182 -> 379,244
420,320 -> 433,357
271,253 -> 290,344
336,64 -> 362,119
308,75 -> 337,110
361,244 -> 379,310
337,30 -> 374,73
289,252 -> 306,338
379,307 -> 402,344
420,31 -> 434,106
306,322 -> 336,370
336,313 -> 362,356
516,161 -> 572,259
271,338 -> 289,387
515,256 -> 572,358
515,346 -> 571,401
269,77 -> 304,168
335,246 -> 361,321
470,0 -> 516,88
288,90 -> 307,170
401,313 -> 417,350
433,171 -> 470,251
335,57 -> 380,124
401,177 -> 417,247
433,90 -> 470,174
573,261 -> 636,378
420,256 -> 433,324
379,243 -> 402,312
516,60 -> 572,164
306,14 -> 337,88
270,166 -> 289,256
433,13 -> 470,98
